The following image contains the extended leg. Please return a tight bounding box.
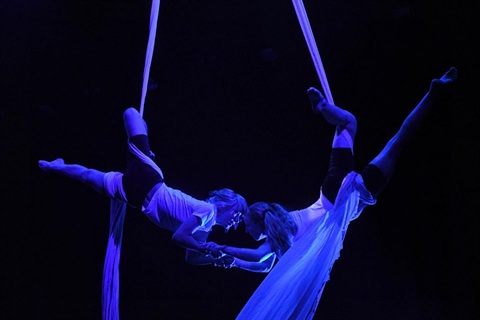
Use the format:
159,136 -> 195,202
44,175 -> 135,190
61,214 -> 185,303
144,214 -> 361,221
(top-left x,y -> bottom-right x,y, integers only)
38,158 -> 105,194
369,67 -> 458,182
38,109 -> 150,198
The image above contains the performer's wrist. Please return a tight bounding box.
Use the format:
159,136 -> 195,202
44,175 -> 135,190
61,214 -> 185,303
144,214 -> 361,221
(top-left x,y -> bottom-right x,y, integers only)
200,243 -> 212,255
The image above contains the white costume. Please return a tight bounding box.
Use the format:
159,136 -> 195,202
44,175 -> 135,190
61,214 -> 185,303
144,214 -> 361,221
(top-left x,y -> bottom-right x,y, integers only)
143,183 -> 216,233
101,141 -> 216,320
237,172 -> 376,320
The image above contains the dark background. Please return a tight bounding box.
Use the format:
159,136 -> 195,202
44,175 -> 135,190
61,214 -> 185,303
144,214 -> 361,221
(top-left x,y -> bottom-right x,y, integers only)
1,0 -> 478,319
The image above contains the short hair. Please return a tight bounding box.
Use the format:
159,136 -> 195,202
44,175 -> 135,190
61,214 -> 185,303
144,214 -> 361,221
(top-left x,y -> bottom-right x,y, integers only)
207,188 -> 248,217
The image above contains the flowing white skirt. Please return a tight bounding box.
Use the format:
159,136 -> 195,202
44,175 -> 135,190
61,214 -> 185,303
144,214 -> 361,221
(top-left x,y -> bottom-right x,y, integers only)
237,172 -> 376,320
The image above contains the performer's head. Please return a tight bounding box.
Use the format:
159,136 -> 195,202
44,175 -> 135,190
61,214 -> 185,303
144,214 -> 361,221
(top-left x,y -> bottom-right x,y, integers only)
207,188 -> 248,232
246,202 -> 297,258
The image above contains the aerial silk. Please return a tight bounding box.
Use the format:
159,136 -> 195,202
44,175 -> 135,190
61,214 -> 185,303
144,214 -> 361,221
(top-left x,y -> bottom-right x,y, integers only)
101,199 -> 126,320
102,0 -> 334,318
140,0 -> 161,117
236,173 -> 376,320
292,0 -> 334,105
237,1 -> 362,319
102,1 -> 161,319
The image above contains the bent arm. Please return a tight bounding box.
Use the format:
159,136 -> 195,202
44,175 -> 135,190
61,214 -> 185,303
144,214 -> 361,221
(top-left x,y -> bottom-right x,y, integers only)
172,215 -> 211,254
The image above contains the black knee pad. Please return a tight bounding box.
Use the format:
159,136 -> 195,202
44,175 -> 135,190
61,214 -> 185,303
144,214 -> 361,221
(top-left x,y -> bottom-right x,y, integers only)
322,148 -> 354,204
360,164 -> 388,199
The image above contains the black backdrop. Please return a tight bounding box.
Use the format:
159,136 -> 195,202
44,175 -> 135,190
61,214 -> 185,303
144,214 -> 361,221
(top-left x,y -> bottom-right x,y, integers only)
1,0 -> 478,319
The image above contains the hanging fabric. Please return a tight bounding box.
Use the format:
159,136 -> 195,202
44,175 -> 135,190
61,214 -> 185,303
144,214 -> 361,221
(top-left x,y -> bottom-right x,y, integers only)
102,2 -> 161,319
140,0 -> 161,117
292,0 -> 334,105
102,199 -> 127,320
236,2 -> 341,319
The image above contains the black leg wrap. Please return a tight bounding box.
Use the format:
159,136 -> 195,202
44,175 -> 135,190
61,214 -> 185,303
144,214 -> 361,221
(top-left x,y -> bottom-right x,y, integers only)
360,164 -> 388,199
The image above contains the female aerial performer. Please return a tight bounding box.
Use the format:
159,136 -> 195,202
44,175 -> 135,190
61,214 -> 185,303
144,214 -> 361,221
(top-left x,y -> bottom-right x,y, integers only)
39,106 -> 248,319
207,67 -> 458,319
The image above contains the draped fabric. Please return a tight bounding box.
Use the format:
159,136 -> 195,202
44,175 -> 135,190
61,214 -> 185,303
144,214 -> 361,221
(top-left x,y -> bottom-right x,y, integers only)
102,199 -> 127,320
128,140 -> 164,179
236,172 -> 376,320
101,141 -> 163,319
102,1 -> 161,317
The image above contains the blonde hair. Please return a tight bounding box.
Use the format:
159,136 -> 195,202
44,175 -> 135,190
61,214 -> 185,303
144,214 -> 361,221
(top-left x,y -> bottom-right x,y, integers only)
207,188 -> 248,216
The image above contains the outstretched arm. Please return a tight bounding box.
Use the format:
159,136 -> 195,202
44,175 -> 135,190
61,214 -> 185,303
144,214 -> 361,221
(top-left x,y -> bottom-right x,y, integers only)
220,241 -> 274,262
185,249 -> 220,266
187,251 -> 275,273
227,254 -> 276,273
185,240 -> 276,273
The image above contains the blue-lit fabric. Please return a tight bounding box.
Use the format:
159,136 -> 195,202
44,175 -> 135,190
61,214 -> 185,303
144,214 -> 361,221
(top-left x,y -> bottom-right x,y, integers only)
102,140 -> 164,320
236,172 -> 375,320
103,1 -> 160,318
102,199 -> 126,320
292,0 -> 334,105
139,0 -> 160,117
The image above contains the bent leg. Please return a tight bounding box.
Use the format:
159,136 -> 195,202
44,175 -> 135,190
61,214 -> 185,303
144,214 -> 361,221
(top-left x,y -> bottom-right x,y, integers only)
307,87 -> 357,151
39,158 -> 105,194
308,88 -> 357,204
121,107 -> 163,208
367,67 -> 458,191
123,107 -> 148,138
123,107 -> 156,160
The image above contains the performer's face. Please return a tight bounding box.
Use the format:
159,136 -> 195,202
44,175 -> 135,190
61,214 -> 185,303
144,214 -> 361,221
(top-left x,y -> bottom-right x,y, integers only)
225,211 -> 242,232
243,214 -> 265,241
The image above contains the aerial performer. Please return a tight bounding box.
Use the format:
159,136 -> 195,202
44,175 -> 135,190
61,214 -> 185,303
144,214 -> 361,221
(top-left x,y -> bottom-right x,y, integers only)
38,0 -> 248,318
38,106 -> 248,319
207,67 -> 458,319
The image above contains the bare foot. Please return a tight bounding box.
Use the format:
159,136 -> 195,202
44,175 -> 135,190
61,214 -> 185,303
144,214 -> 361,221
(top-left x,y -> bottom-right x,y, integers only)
439,67 -> 458,83
431,67 -> 458,91
38,158 -> 65,172
307,87 -> 327,115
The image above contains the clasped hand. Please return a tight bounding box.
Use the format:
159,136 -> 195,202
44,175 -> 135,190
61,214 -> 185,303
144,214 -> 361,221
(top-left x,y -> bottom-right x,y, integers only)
213,255 -> 235,269
203,242 -> 235,268
204,241 -> 226,258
